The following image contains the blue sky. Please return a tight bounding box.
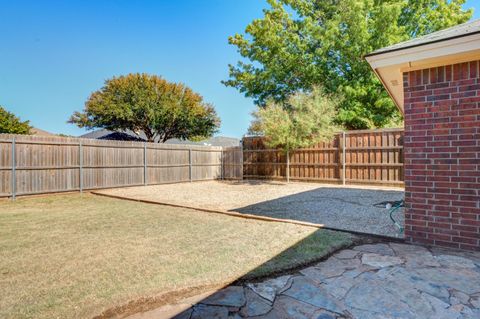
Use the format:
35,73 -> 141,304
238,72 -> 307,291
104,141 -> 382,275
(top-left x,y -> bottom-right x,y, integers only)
1,1 -> 479,138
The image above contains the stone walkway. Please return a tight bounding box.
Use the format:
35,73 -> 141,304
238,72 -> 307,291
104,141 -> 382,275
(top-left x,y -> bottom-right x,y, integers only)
168,243 -> 480,319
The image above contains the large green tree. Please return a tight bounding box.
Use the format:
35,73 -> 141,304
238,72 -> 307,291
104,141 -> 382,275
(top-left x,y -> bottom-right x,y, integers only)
251,87 -> 339,182
0,106 -> 31,134
224,0 -> 472,129
70,73 -> 220,142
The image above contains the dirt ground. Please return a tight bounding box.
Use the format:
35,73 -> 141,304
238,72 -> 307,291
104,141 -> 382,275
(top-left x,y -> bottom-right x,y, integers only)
96,180 -> 405,237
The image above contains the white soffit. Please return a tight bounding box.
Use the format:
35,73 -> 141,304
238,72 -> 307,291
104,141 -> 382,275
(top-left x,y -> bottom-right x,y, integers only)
365,32 -> 480,113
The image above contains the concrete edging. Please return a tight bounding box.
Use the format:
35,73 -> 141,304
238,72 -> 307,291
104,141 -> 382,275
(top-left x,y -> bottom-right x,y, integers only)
91,191 -> 405,242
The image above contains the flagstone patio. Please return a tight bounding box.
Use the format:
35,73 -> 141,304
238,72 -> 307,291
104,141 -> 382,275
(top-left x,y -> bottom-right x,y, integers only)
151,243 -> 480,319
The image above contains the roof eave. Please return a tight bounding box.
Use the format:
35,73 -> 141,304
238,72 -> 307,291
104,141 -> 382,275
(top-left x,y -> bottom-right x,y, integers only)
365,29 -> 480,58
365,59 -> 404,114
365,32 -> 480,114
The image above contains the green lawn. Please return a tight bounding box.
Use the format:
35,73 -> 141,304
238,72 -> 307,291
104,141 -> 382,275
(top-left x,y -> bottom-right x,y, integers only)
0,193 -> 353,319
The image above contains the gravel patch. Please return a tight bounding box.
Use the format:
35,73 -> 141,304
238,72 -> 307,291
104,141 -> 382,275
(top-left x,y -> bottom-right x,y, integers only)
97,180 -> 404,237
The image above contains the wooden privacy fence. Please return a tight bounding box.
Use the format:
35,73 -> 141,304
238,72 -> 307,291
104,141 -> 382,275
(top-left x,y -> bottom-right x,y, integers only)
243,128 -> 404,187
0,134 -> 242,198
222,146 -> 243,180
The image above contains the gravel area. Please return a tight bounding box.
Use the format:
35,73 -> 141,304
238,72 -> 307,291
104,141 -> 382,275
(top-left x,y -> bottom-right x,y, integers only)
97,180 -> 404,237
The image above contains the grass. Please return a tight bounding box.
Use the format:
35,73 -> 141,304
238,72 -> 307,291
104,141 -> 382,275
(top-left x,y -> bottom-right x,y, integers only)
0,193 -> 353,319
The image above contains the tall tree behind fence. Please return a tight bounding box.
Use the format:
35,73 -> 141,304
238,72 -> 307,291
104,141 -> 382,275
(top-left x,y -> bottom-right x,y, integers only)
0,134 -> 242,198
243,128 -> 404,187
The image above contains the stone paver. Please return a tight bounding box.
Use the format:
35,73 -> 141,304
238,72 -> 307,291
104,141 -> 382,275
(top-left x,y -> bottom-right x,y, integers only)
395,245 -> 441,269
353,243 -> 395,256
299,257 -> 361,284
333,249 -> 359,260
360,253 -> 404,268
246,275 -> 291,302
201,286 -> 246,308
140,243 -> 480,319
190,305 -> 229,319
269,295 -> 320,319
282,276 -> 346,314
435,255 -> 478,269
240,288 -> 272,317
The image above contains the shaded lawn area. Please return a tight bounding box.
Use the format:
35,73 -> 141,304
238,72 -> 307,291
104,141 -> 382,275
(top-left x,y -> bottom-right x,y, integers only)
0,193 -> 353,319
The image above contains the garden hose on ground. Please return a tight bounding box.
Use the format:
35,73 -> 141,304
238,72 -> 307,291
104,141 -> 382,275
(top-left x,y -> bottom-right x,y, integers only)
388,200 -> 404,234
374,200 -> 405,234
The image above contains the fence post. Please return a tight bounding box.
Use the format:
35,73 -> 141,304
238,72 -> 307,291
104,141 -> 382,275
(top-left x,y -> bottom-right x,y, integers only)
286,150 -> 290,183
144,142 -> 147,185
79,141 -> 83,192
11,137 -> 16,200
189,148 -> 193,182
342,131 -> 346,185
221,149 -> 224,180
239,147 -> 244,180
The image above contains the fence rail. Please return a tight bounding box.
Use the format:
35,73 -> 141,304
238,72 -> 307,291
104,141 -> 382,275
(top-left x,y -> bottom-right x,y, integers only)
0,129 -> 403,197
242,128 -> 404,187
0,134 -> 242,198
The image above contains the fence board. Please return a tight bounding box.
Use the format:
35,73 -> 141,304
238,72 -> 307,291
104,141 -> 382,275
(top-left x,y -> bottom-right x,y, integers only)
0,134 -> 242,198
222,146 -> 243,180
0,139 -> 12,196
243,128 -> 404,187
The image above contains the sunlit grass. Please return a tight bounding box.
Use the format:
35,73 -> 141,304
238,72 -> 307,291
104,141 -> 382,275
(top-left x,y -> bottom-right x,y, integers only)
0,193 -> 352,319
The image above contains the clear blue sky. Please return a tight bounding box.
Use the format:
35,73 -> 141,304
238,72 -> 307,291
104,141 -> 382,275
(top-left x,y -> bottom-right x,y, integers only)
1,1 -> 478,138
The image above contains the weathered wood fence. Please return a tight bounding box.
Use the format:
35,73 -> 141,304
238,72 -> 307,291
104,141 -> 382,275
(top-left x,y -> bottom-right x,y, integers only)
0,129 -> 403,198
222,146 -> 243,180
0,134 -> 242,198
243,128 -> 404,187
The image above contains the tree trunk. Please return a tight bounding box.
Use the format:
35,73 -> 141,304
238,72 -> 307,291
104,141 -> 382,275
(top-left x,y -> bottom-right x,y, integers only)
286,150 -> 290,183
143,129 -> 155,143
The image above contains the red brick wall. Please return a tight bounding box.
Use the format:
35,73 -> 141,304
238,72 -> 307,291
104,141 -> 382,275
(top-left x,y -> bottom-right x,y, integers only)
403,61 -> 480,251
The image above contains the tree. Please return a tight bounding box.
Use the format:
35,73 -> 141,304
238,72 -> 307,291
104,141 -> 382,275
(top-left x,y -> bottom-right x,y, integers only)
251,87 -> 339,182
224,0 -> 472,129
69,73 -> 220,142
0,106 -> 31,134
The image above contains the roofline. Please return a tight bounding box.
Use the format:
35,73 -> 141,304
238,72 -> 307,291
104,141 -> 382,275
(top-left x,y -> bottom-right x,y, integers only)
365,61 -> 404,114
364,30 -> 480,58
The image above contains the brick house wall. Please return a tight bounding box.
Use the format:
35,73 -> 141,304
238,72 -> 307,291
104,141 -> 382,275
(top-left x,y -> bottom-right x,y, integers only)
403,61 -> 480,251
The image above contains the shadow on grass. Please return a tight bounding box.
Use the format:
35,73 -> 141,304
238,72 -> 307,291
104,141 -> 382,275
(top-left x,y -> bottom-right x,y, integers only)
238,229 -> 357,281
92,182 -> 404,319
116,229 -> 378,319
119,186 -> 404,318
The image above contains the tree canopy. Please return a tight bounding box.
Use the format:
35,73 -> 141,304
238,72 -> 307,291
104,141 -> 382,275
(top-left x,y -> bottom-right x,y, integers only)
69,73 -> 220,142
224,0 -> 472,129
0,106 -> 31,134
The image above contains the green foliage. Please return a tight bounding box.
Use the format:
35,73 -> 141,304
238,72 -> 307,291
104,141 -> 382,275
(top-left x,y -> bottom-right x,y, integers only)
224,0 -> 472,129
0,106 -> 31,134
70,73 -> 220,142
251,87 -> 340,154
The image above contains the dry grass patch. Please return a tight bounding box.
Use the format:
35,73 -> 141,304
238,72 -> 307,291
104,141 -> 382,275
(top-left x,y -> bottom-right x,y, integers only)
0,193 -> 352,319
